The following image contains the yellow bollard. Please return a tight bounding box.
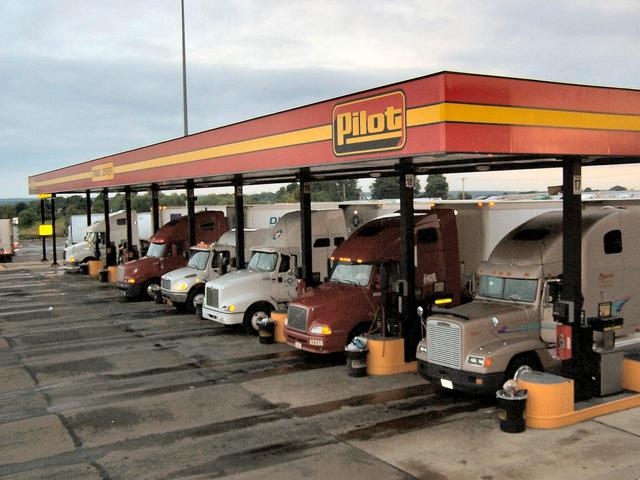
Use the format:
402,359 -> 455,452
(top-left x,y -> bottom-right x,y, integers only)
87,260 -> 102,279
270,311 -> 288,344
108,266 -> 118,284
366,336 -> 417,376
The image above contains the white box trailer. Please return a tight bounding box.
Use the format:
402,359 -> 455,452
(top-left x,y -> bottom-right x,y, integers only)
0,219 -> 15,262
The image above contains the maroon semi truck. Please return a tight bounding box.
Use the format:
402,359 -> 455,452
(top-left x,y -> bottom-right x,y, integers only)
117,210 -> 228,299
285,209 -> 462,354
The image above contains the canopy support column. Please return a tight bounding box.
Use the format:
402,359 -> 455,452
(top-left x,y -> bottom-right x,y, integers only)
560,157 -> 594,401
125,188 -> 133,259
40,198 -> 47,262
234,175 -> 245,269
103,188 -> 112,268
299,168 -> 313,286
85,190 -> 92,226
399,158 -> 417,362
151,184 -> 160,234
51,194 -> 58,266
186,180 -> 196,247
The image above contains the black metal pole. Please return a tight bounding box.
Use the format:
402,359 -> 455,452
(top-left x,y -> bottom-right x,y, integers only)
151,184 -> 160,234
103,188 -> 111,268
85,190 -> 92,226
234,174 -> 245,269
399,158 -> 417,362
125,187 -> 133,257
560,157 -> 593,401
186,180 -> 196,247
299,168 -> 313,286
40,198 -> 47,262
51,194 -> 58,266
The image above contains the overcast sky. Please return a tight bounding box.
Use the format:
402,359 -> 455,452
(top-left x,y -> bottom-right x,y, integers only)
2,0 -> 640,198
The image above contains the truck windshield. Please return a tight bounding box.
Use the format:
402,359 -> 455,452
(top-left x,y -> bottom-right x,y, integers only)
147,242 -> 166,258
330,263 -> 372,287
247,251 -> 277,272
188,250 -> 209,270
478,275 -> 538,303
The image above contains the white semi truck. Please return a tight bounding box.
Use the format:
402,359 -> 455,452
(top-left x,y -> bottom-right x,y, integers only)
0,219 -> 16,262
160,228 -> 271,313
63,210 -> 139,269
202,209 -> 348,333
417,207 -> 640,394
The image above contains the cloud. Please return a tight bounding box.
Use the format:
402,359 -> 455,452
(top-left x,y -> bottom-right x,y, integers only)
1,0 -> 640,197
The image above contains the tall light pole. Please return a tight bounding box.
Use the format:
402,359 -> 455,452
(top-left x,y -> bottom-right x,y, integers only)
181,0 -> 189,136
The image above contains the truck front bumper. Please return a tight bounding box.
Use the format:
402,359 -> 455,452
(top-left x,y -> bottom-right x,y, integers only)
418,360 -> 503,395
161,289 -> 188,304
116,282 -> 143,299
285,327 -> 347,354
201,307 -> 243,325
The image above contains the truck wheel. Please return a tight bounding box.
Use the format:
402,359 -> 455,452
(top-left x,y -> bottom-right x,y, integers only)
243,303 -> 272,334
504,352 -> 542,382
143,280 -> 160,300
186,289 -> 205,314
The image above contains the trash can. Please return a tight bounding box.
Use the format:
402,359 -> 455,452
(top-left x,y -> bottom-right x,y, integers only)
258,319 -> 275,344
99,269 -> 109,283
345,348 -> 368,377
496,389 -> 528,433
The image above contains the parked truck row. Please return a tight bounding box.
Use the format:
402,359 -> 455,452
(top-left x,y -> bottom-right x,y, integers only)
64,198 -> 640,397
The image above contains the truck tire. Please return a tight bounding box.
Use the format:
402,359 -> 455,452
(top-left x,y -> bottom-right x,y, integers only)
504,352 -> 542,383
186,289 -> 205,315
243,303 -> 272,334
143,279 -> 160,300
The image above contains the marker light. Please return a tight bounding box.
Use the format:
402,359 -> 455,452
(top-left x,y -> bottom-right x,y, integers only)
434,298 -> 453,305
176,283 -> 189,291
309,325 -> 332,335
128,278 -> 135,284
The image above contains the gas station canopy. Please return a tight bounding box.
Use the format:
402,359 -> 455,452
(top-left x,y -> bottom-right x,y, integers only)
29,71 -> 640,195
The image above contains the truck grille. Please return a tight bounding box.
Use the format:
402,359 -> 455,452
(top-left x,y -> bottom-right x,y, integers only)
161,278 -> 171,290
206,286 -> 219,308
287,305 -> 308,332
427,319 -> 462,369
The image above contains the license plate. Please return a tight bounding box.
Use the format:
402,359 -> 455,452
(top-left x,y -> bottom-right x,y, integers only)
294,341 -> 302,350
440,379 -> 454,390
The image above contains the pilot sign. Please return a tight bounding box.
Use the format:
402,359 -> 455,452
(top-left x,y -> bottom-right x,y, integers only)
332,91 -> 406,156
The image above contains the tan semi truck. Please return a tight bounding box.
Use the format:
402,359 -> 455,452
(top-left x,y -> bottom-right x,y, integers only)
417,207 -> 640,393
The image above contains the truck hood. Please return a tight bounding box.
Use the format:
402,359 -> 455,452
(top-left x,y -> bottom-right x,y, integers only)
210,269 -> 264,289
119,256 -> 160,276
293,282 -> 372,310
162,266 -> 199,283
431,300 -> 535,335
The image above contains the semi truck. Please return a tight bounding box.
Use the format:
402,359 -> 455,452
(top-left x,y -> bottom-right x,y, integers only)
160,228 -> 271,313
117,210 -> 229,299
0,219 -> 16,262
66,212 -> 153,248
202,209 -> 348,333
284,209 -> 462,354
416,208 -> 640,394
63,211 -> 139,270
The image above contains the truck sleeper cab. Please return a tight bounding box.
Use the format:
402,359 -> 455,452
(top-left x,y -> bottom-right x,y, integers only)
202,209 -> 348,333
161,228 -> 270,313
285,209 -> 462,354
117,210 -> 228,299
417,208 -> 640,394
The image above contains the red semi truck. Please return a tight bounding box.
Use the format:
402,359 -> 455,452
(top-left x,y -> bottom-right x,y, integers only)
117,210 -> 228,299
285,209 -> 462,354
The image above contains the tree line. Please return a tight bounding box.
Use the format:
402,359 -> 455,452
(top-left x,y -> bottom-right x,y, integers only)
4,176 -> 451,230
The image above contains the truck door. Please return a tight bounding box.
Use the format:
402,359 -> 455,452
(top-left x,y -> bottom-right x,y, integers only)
272,254 -> 297,301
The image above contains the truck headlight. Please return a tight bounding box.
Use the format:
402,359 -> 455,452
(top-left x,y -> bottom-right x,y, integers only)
222,305 -> 236,312
176,283 -> 189,291
69,256 -> 76,262
128,278 -> 135,284
418,344 -> 428,354
309,325 -> 332,335
467,355 -> 493,367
